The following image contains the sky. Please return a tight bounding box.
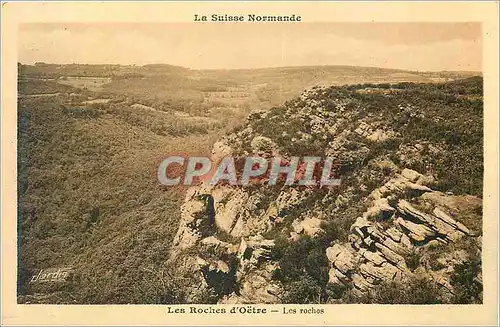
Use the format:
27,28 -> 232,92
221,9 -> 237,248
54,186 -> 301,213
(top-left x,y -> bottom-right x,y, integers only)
18,22 -> 482,72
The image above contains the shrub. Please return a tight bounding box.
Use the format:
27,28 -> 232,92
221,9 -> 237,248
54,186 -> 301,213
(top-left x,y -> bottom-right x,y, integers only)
358,276 -> 441,304
450,258 -> 483,304
273,234 -> 333,303
282,275 -> 323,304
405,250 -> 421,271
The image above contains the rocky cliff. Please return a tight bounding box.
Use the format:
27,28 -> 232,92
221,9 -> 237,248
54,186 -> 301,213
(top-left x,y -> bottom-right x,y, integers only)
168,78 -> 483,304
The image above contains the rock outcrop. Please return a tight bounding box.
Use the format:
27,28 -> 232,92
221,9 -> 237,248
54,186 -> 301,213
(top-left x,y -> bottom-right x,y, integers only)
168,84 -> 483,304
325,168 -> 478,296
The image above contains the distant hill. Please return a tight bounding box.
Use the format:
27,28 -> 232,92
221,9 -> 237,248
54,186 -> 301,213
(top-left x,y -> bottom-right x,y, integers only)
19,62 -> 190,78
18,63 -> 481,116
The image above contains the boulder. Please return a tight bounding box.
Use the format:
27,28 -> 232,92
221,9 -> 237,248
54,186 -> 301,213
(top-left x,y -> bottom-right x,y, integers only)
455,222 -> 471,236
328,268 -> 342,285
216,260 -> 230,273
367,129 -> 393,142
379,178 -> 406,196
180,197 -> 206,224
327,245 -> 357,274
292,217 -> 324,237
238,272 -> 280,303
237,236 -> 275,264
247,235 -> 275,248
364,198 -> 396,219
173,226 -> 201,250
237,238 -> 249,256
197,257 -> 230,274
213,189 -> 249,236
380,262 -> 401,280
432,208 -> 471,235
366,225 -> 386,241
359,262 -> 398,282
405,182 -> 432,193
416,175 -> 435,186
398,200 -> 463,238
362,250 -> 386,266
202,236 -> 231,247
334,268 -> 351,284
396,217 -> 435,242
382,238 -> 409,255
375,243 -> 407,270
351,216 -> 372,232
386,227 -> 403,242
399,233 -> 413,249
363,236 -> 375,247
432,207 -> 459,228
334,251 -> 356,273
352,273 -> 373,292
397,200 -> 436,226
401,168 -> 422,182
201,236 -> 235,254
352,226 -> 365,240
326,244 -> 344,262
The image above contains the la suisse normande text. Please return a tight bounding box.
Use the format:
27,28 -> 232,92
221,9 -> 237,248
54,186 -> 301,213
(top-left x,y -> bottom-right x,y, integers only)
194,14 -> 302,22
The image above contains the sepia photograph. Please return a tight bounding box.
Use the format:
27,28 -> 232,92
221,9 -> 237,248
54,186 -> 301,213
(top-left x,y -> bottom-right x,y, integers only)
2,1 -> 499,326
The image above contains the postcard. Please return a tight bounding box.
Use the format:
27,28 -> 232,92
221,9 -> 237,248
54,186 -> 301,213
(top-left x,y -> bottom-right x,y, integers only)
1,1 -> 498,326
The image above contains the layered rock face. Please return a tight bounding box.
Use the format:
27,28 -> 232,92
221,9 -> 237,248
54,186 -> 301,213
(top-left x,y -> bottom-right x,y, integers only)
326,168 -> 479,297
170,166 -> 480,303
168,80 -> 483,304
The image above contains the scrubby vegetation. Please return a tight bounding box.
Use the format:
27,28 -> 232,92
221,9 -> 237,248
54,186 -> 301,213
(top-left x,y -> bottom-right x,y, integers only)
18,79 -> 76,95
357,277 -> 442,304
226,76 -> 483,304
248,77 -> 483,197
450,258 -> 483,304
271,235 -> 331,303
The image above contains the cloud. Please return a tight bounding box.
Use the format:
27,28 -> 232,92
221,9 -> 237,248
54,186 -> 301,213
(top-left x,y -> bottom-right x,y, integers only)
18,23 -> 481,71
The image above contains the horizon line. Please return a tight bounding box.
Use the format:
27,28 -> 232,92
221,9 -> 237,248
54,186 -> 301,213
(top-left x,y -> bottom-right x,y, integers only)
18,62 -> 483,74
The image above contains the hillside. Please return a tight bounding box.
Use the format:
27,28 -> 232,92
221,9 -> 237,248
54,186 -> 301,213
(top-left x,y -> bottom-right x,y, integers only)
17,64 -> 482,304
169,77 -> 483,304
17,90 -> 220,304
